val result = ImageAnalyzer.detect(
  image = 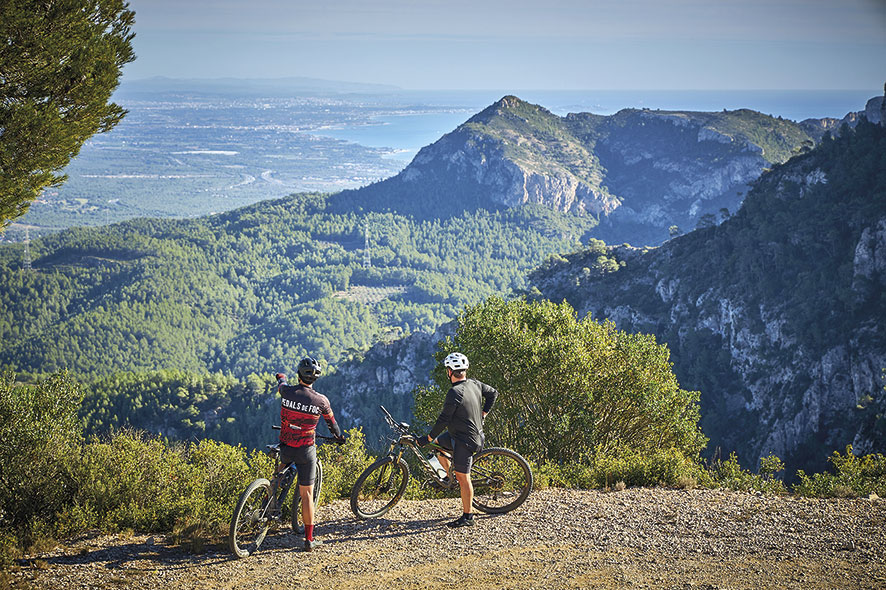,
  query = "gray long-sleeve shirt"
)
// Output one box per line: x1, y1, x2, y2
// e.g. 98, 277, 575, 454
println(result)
429, 378, 497, 450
